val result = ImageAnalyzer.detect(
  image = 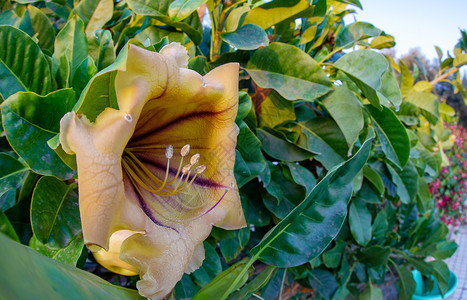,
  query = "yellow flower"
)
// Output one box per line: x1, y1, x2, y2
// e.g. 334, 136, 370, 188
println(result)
59, 43, 245, 299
